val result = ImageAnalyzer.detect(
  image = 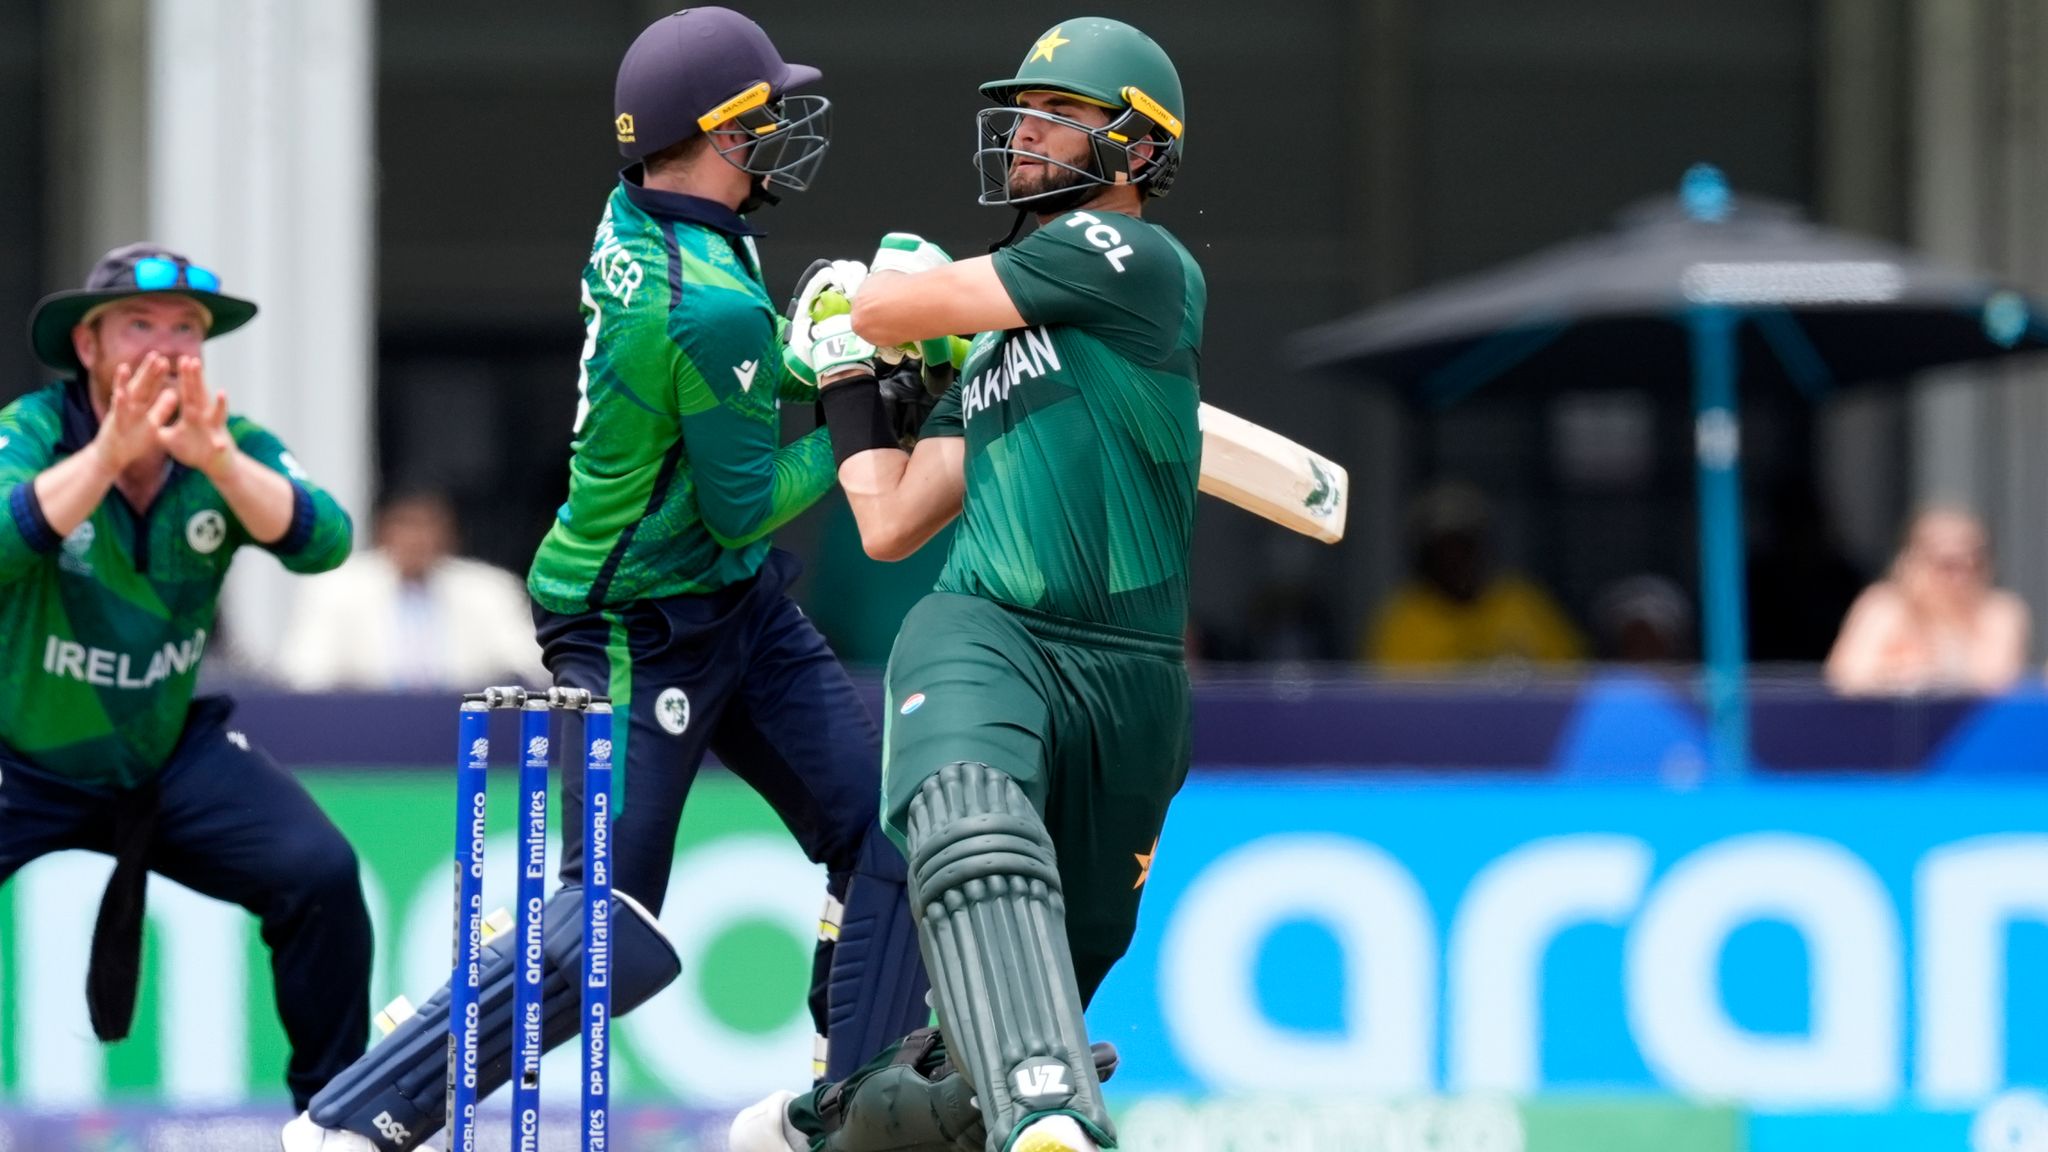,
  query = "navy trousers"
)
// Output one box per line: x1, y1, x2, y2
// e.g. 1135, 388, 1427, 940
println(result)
0, 696, 372, 1108
533, 549, 929, 1080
